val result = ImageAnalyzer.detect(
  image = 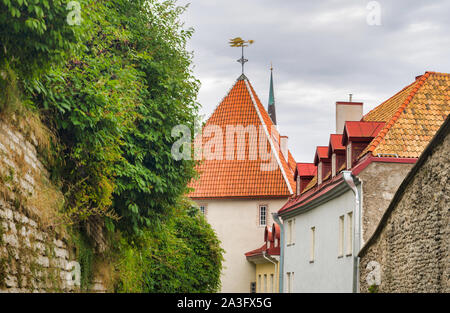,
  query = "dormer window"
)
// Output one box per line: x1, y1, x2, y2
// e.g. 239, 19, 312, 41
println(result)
318, 162, 323, 185
346, 142, 352, 169
331, 153, 336, 177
